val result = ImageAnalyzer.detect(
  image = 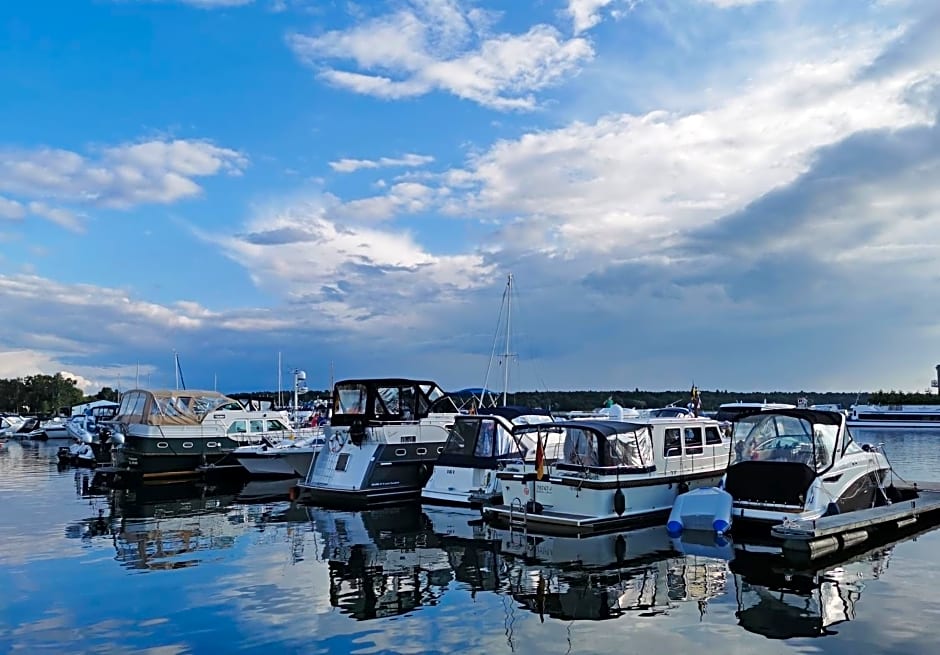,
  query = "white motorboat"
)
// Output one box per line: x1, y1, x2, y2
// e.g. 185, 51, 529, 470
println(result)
484, 416, 730, 534
233, 431, 325, 478
296, 377, 462, 506
847, 404, 940, 430
723, 407, 894, 528
421, 406, 558, 507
